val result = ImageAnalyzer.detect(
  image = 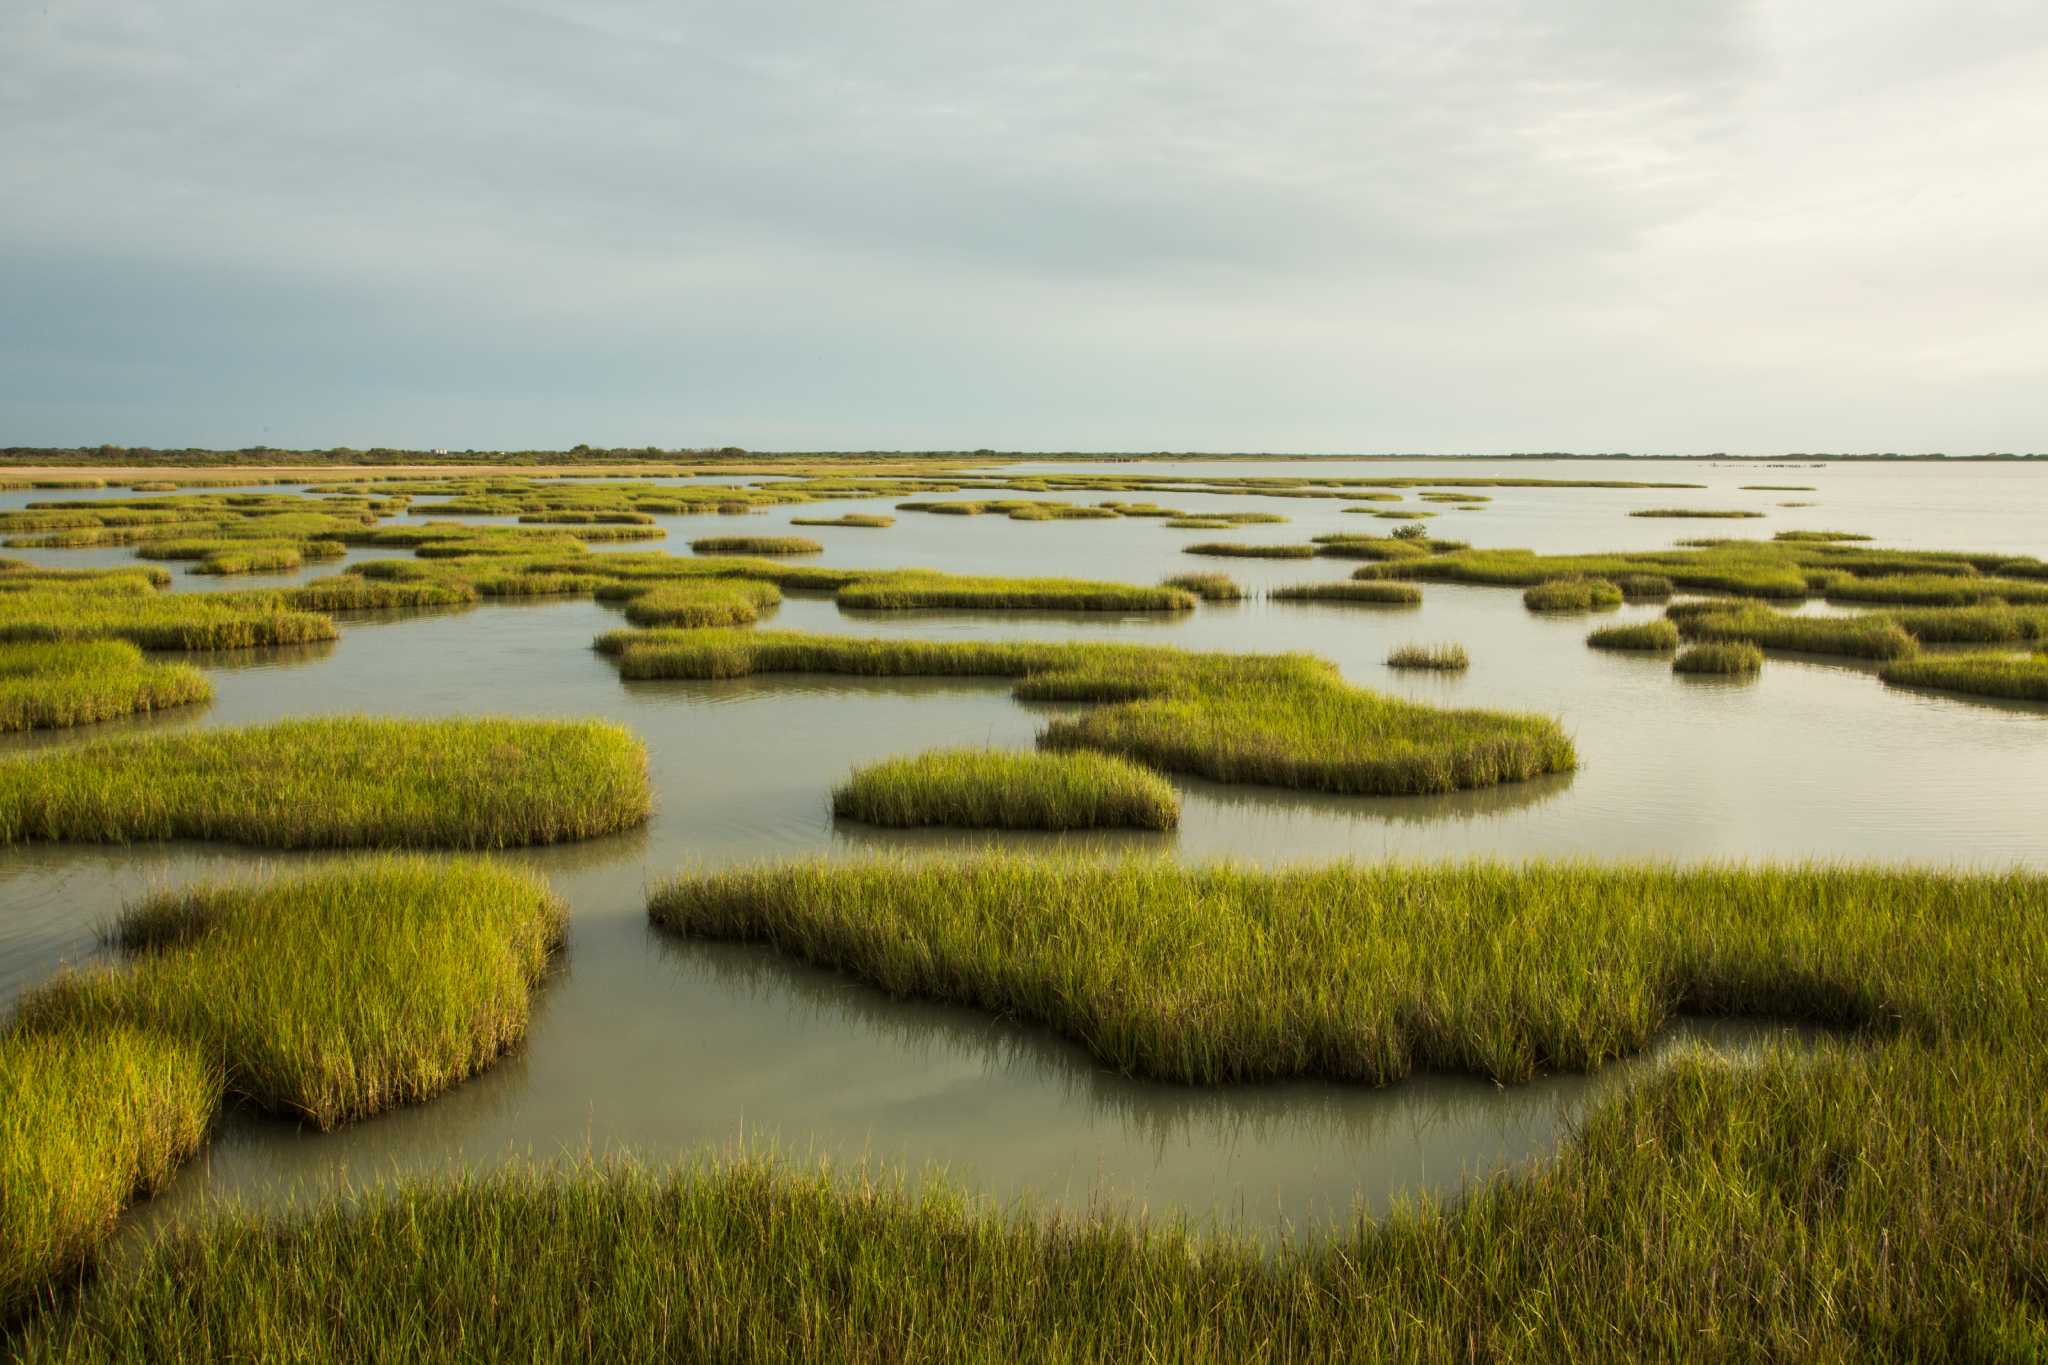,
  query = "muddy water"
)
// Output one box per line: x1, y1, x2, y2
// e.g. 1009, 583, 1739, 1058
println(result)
1, 458, 2042, 1237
